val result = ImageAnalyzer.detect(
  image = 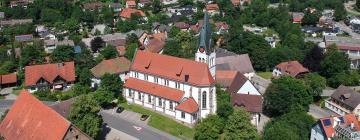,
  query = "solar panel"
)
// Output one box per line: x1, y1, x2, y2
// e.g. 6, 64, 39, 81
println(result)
323, 119, 332, 126
339, 117, 345, 123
